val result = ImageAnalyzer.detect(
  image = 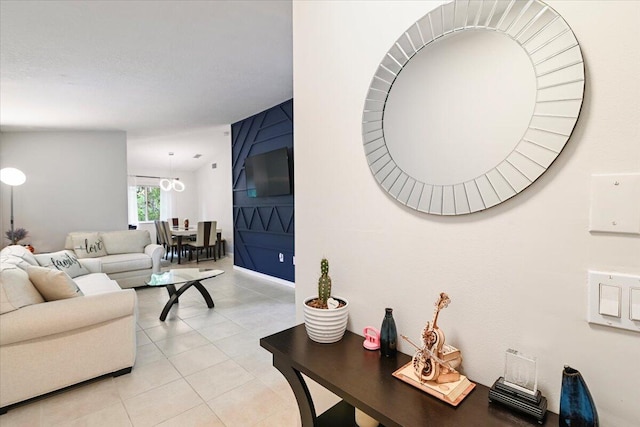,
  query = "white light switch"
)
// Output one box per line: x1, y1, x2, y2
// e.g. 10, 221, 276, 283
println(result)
588, 271, 640, 332
589, 173, 640, 234
599, 284, 620, 317
631, 288, 640, 321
